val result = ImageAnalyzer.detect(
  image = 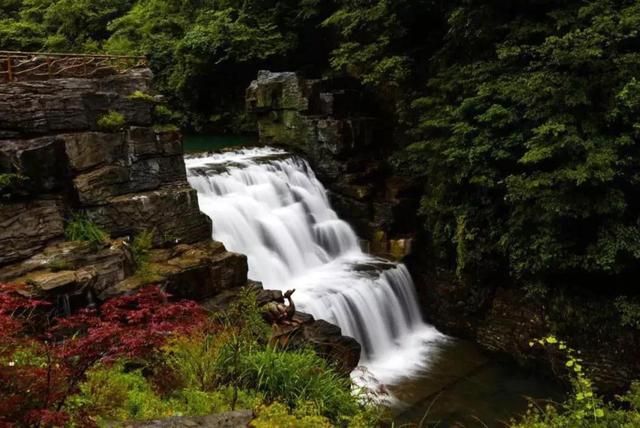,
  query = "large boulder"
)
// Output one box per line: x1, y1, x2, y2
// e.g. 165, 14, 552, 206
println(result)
83, 186, 211, 246
0, 198, 65, 266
